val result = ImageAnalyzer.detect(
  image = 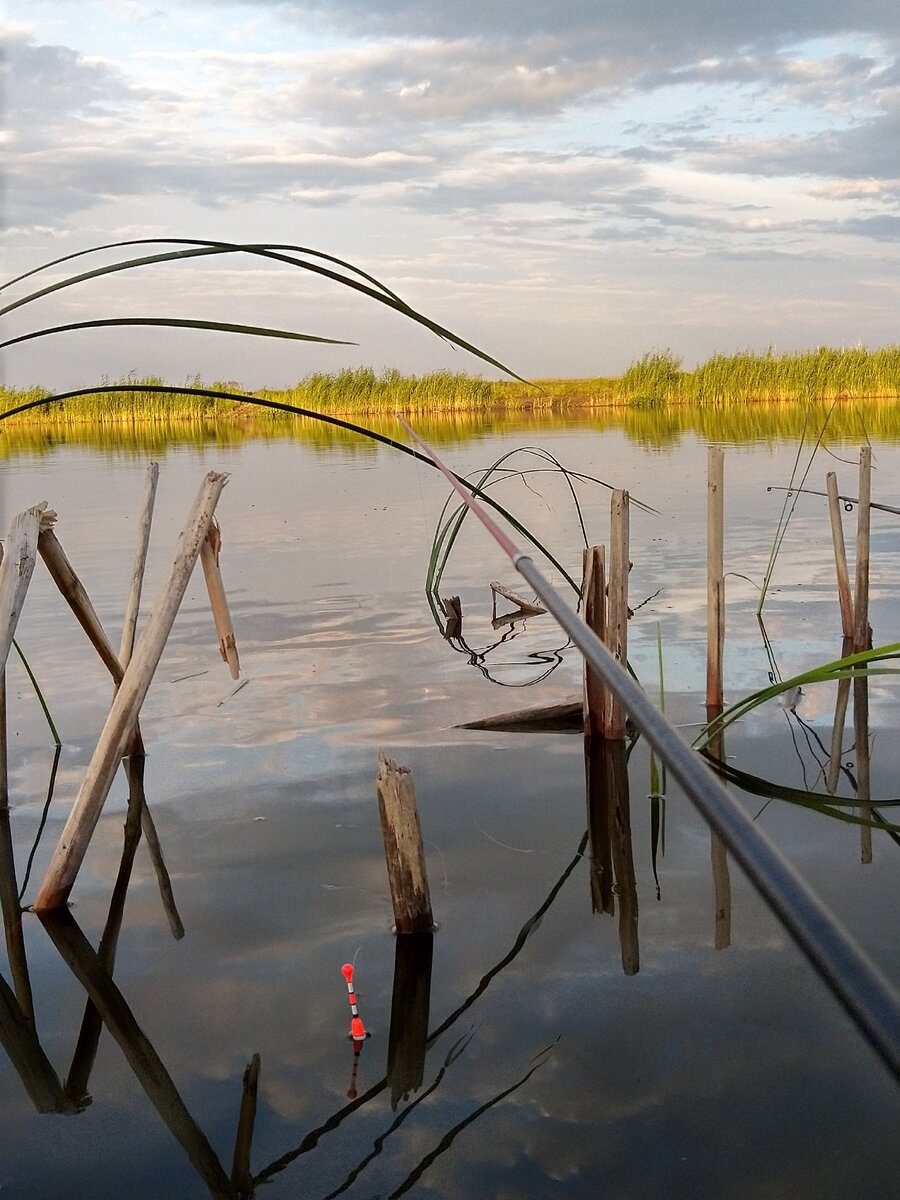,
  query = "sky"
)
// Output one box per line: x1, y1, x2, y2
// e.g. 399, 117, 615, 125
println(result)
3, 0, 900, 389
